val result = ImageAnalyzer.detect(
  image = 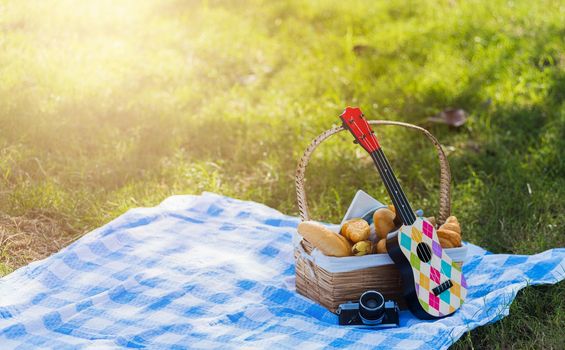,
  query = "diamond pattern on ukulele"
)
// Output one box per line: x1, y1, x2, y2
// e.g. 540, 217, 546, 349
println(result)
430, 266, 441, 284
450, 266, 461, 283
419, 272, 430, 291
419, 261, 431, 280
400, 232, 412, 251
432, 240, 442, 257
418, 288, 432, 312
440, 289, 451, 304
421, 302, 429, 312
441, 259, 452, 278
411, 226, 422, 243
422, 220, 434, 238
450, 282, 461, 299
429, 293, 440, 310
461, 275, 468, 289
440, 299, 453, 315
410, 252, 420, 270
